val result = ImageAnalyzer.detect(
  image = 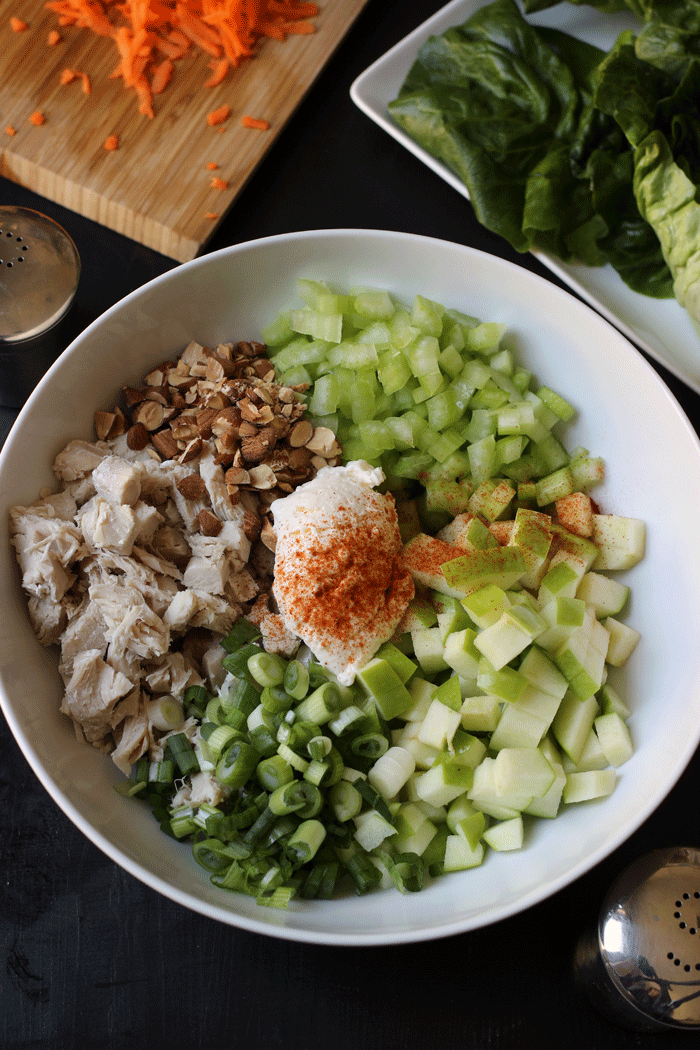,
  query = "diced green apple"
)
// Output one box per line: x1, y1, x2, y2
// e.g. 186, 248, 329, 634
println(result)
418, 698, 462, 750
483, 815, 524, 851
591, 515, 646, 570
594, 712, 634, 767
442, 627, 481, 678
598, 683, 631, 720
461, 584, 511, 629
493, 747, 555, 799
508, 507, 553, 589
552, 692, 599, 765
460, 693, 502, 733
562, 768, 616, 804
414, 753, 474, 806
576, 572, 629, 618
468, 756, 534, 818
518, 646, 569, 700
489, 703, 547, 750
441, 546, 527, 598
443, 835, 485, 871
474, 606, 547, 671
603, 617, 641, 666
538, 560, 580, 605
477, 658, 529, 702
411, 627, 450, 675
356, 658, 413, 720
561, 727, 609, 773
